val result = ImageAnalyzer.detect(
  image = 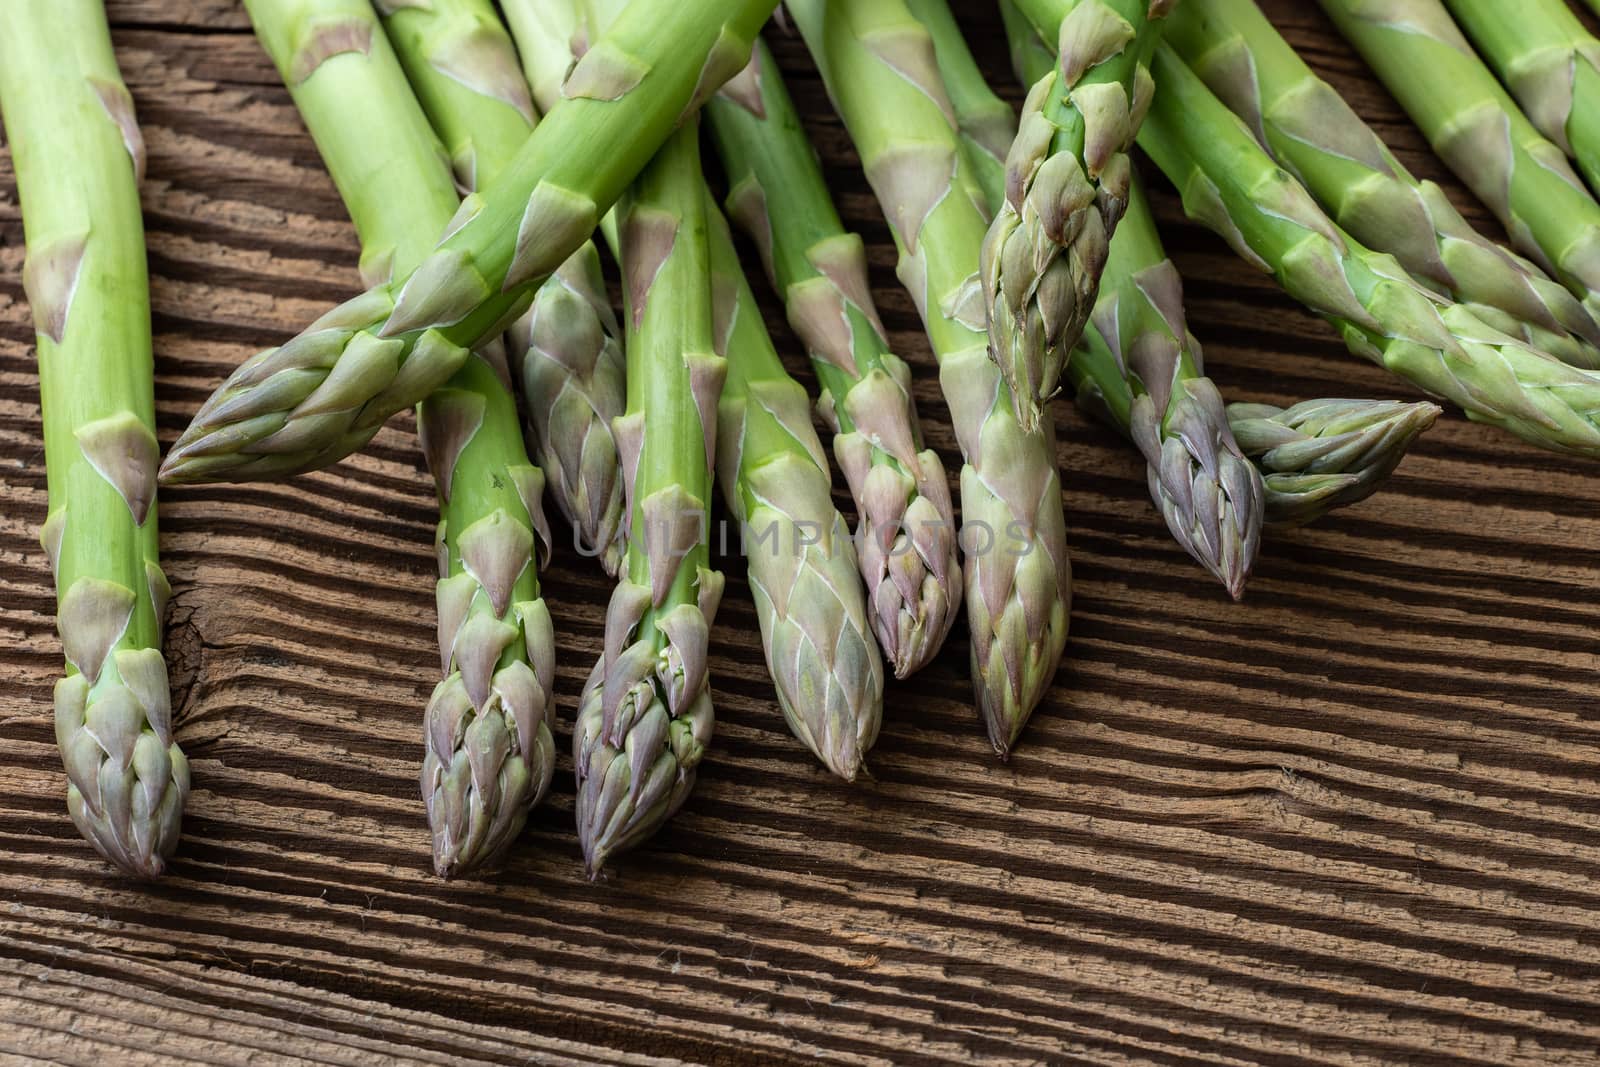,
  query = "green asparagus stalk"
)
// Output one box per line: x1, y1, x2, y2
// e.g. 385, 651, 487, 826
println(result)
572, 120, 725, 875
1137, 43, 1600, 456
1317, 0, 1600, 332
373, 0, 536, 191
992, 0, 1264, 593
982, 0, 1173, 432
1444, 0, 1600, 200
0, 0, 188, 876
1228, 399, 1441, 526
379, 0, 627, 576
499, 0, 579, 115
904, 0, 1014, 215
705, 41, 961, 679
789, 0, 1073, 756
1165, 0, 1600, 370
707, 200, 886, 780
244, 0, 556, 878
159, 0, 775, 485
